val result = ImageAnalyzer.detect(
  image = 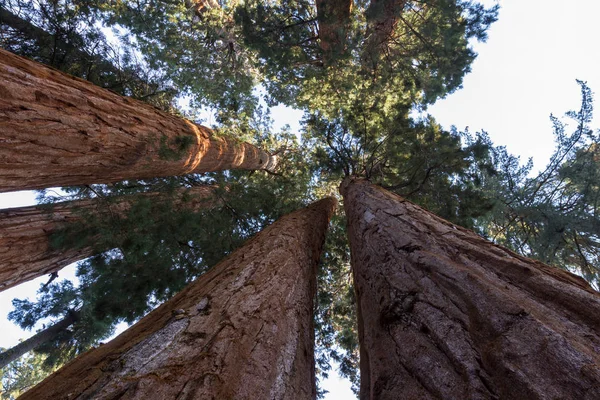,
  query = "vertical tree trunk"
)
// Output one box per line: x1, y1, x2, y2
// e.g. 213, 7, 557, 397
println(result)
0, 49, 277, 192
316, 0, 353, 58
0, 310, 80, 369
22, 197, 336, 400
341, 178, 600, 400
0, 185, 218, 292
